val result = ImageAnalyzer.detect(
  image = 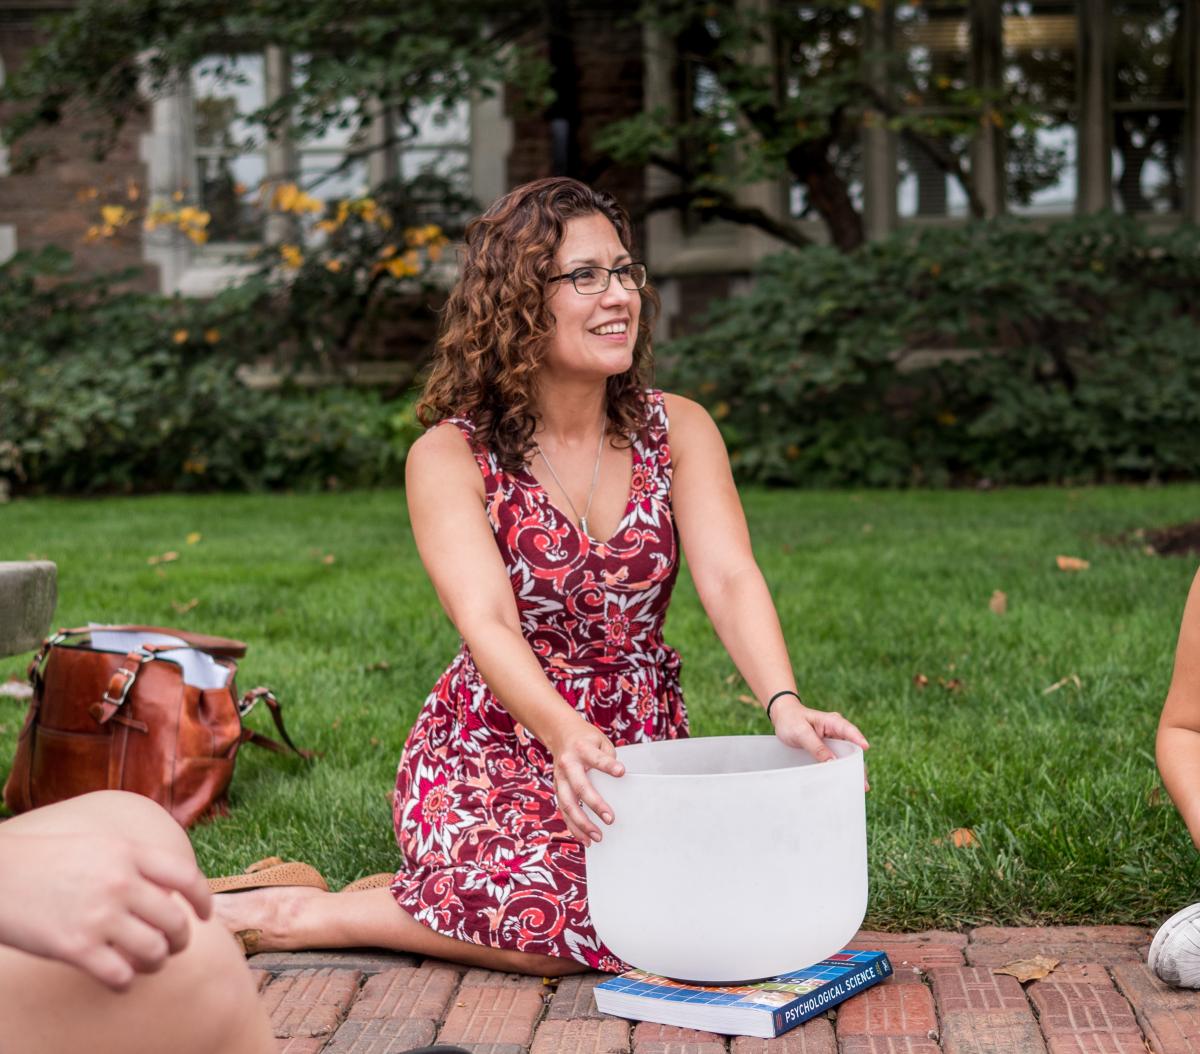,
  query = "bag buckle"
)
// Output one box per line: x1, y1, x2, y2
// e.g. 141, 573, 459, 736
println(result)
237, 687, 276, 717
100, 647, 154, 709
